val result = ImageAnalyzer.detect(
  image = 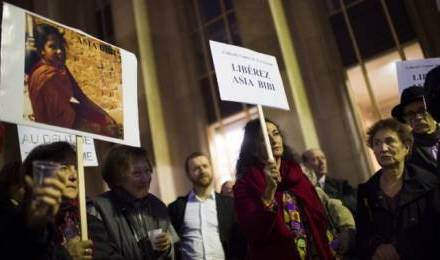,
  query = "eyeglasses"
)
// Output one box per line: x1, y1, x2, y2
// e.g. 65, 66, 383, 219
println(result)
403, 108, 428, 121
